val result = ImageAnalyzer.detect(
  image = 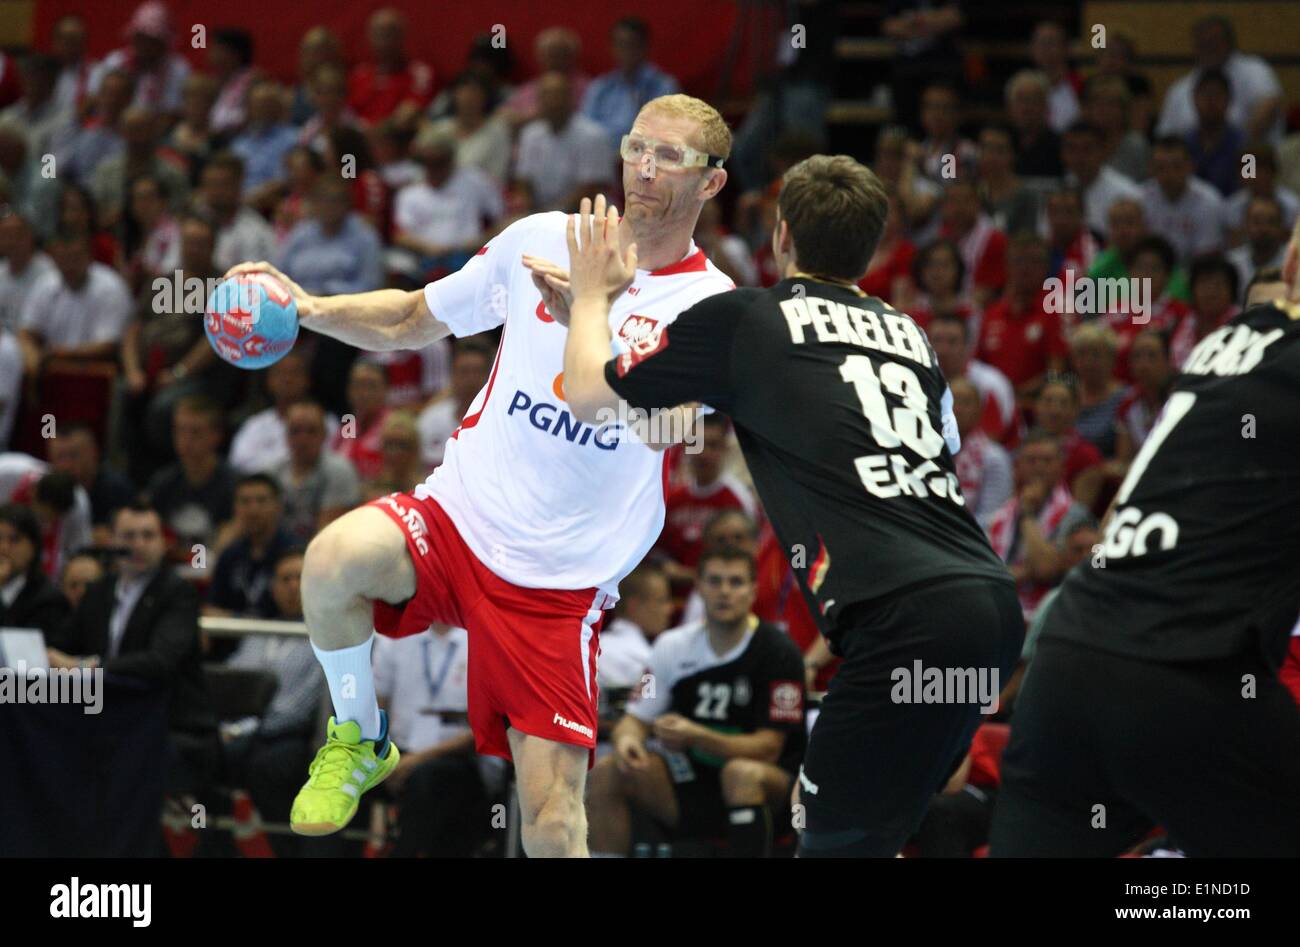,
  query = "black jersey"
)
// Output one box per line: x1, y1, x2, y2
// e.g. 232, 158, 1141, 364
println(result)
605, 278, 1012, 644
1042, 302, 1300, 665
627, 620, 806, 774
